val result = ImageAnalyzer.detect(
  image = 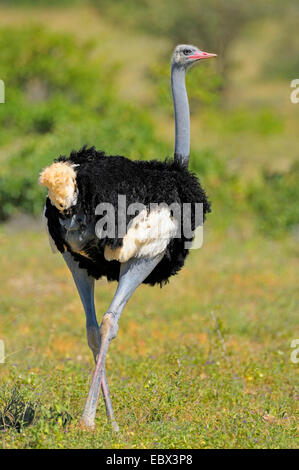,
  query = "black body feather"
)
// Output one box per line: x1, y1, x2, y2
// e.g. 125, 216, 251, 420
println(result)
44, 146, 211, 286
